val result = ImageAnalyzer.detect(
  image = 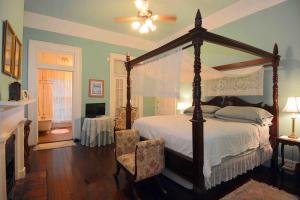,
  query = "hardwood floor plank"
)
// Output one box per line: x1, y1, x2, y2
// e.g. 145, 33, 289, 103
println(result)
24, 144, 299, 200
